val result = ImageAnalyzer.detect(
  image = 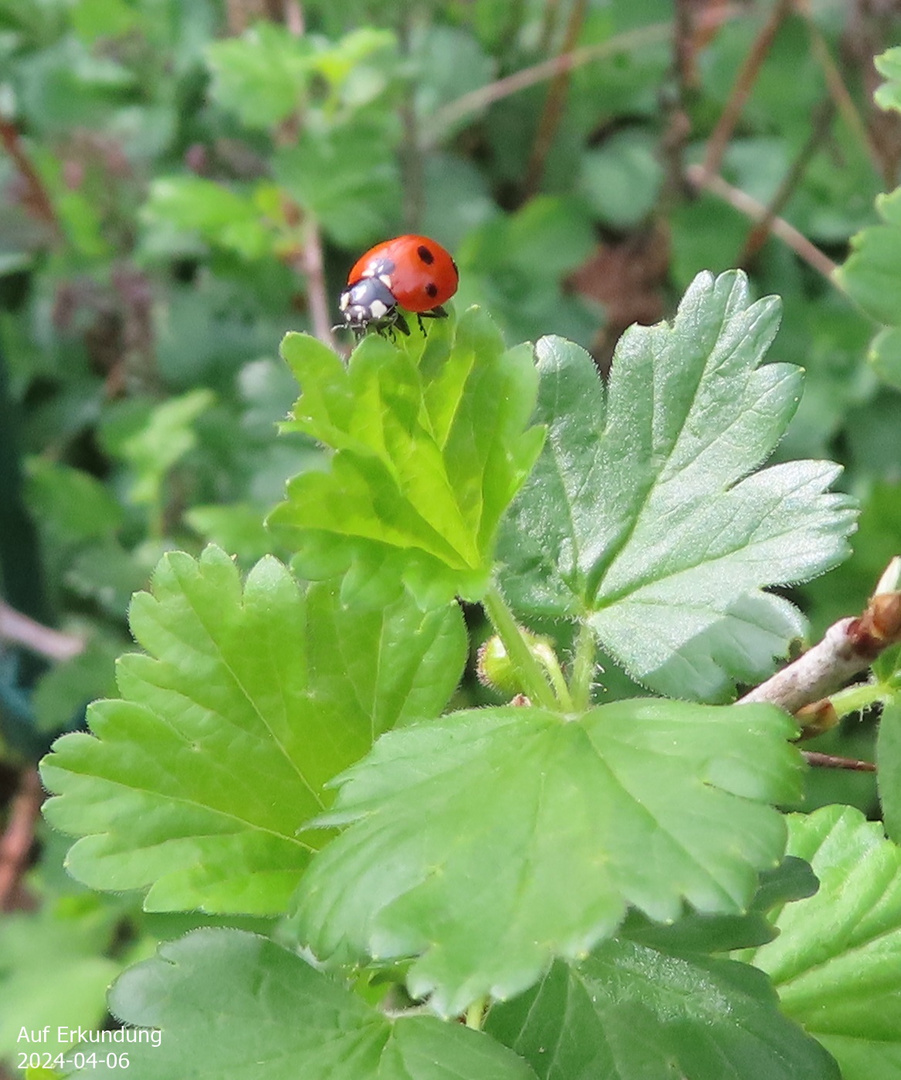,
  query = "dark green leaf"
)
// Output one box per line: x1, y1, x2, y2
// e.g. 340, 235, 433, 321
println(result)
68, 929, 536, 1080
485, 942, 839, 1080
